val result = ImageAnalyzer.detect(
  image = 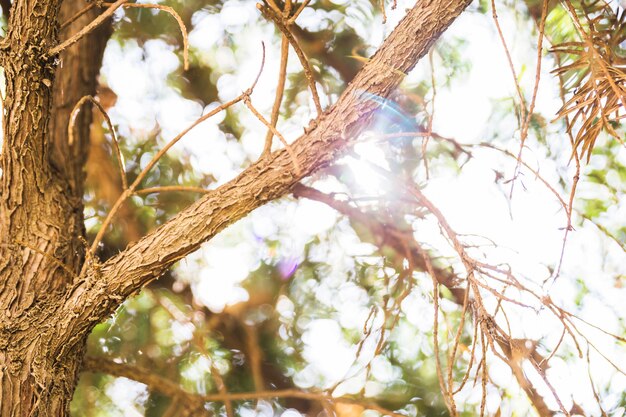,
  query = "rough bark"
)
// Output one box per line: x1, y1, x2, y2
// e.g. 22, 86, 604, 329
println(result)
0, 1, 111, 416
0, 1, 471, 416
